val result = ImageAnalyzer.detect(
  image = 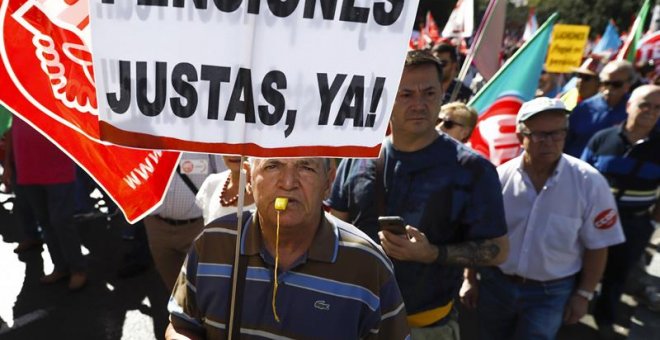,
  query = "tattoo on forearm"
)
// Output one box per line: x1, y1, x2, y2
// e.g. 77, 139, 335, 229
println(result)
443, 240, 501, 266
